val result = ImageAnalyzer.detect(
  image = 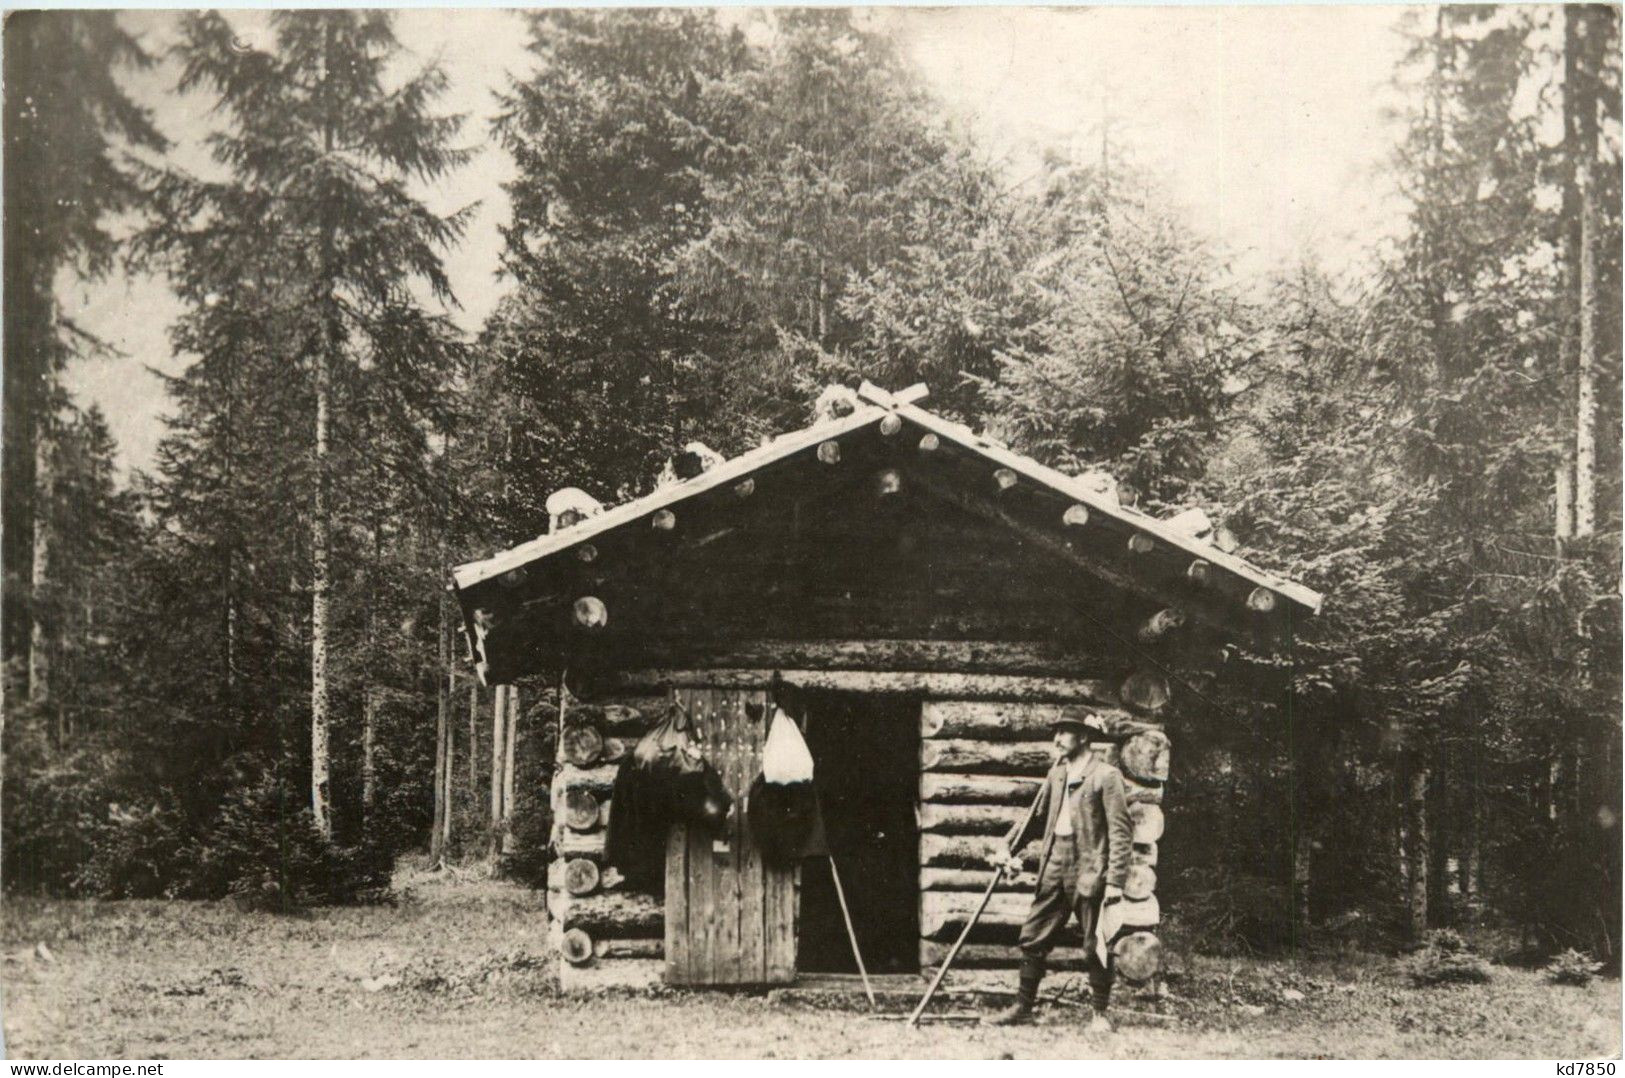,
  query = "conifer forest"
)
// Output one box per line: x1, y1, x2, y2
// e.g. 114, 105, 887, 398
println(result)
3, 6, 1621, 986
